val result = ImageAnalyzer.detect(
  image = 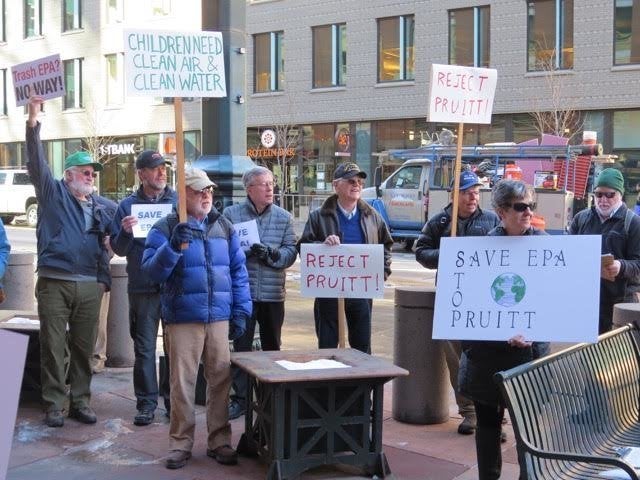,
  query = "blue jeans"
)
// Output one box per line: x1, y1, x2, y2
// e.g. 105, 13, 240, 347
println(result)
313, 298, 372, 354
129, 293, 163, 411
